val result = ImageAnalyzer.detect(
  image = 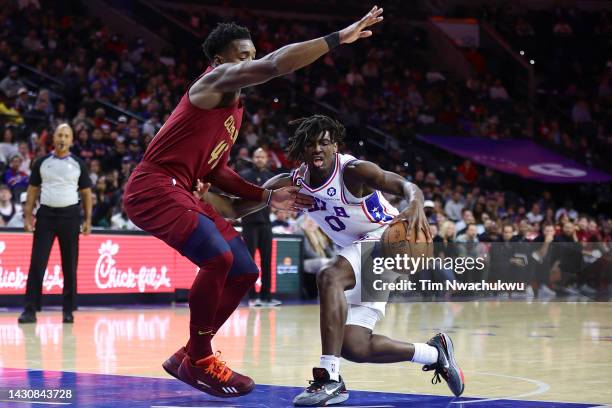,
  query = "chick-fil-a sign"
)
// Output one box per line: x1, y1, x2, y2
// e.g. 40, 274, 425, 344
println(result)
0, 232, 198, 295
94, 239, 172, 292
